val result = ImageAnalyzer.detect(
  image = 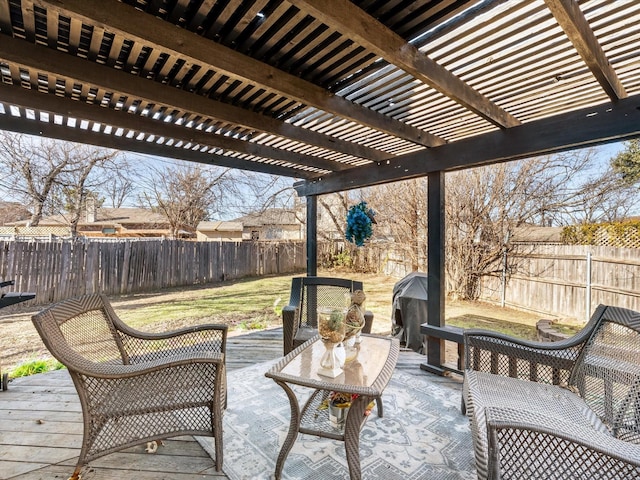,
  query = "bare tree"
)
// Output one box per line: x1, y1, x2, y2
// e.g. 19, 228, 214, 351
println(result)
101, 157, 136, 208
367, 180, 427, 271
58, 152, 122, 234
210, 170, 298, 224
359, 148, 638, 301
0, 133, 121, 231
534, 149, 636, 225
139, 163, 229, 238
445, 164, 518, 300
318, 192, 353, 241
444, 149, 638, 300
